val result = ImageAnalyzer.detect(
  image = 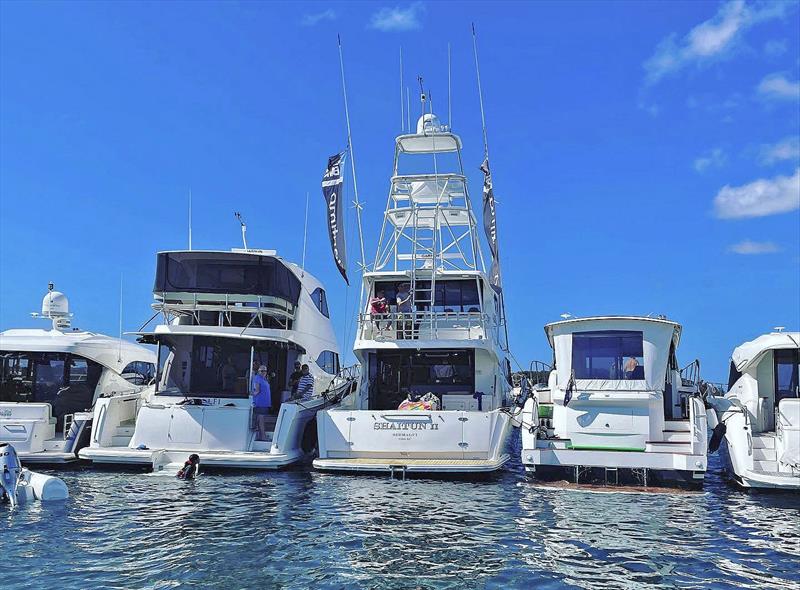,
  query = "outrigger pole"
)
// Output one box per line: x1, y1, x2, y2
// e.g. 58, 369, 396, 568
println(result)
336, 35, 366, 272
471, 23, 490, 160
